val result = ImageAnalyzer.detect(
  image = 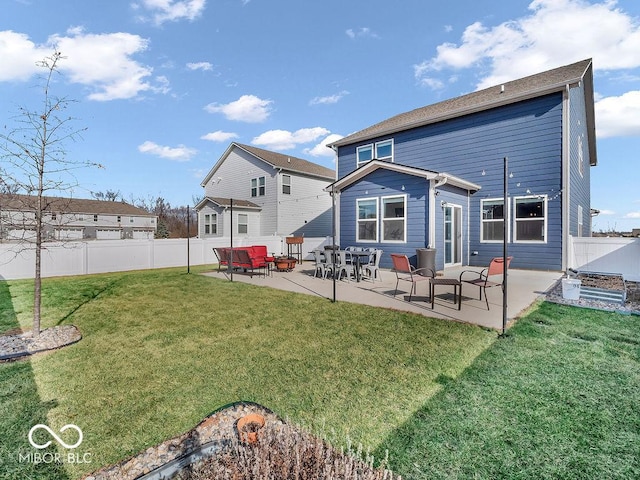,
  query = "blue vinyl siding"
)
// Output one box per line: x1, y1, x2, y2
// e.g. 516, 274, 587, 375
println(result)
568, 83, 592, 237
338, 93, 565, 270
339, 169, 428, 269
